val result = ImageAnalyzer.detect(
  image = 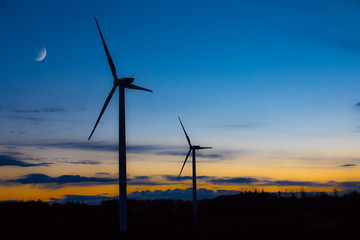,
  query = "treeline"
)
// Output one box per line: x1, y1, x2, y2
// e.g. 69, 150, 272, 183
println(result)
1, 191, 360, 240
